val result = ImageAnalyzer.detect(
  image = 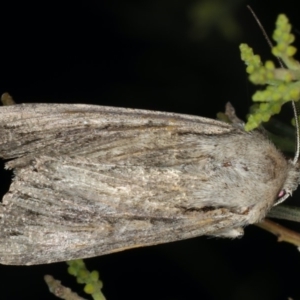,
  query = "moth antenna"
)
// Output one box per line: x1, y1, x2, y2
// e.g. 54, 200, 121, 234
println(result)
292, 102, 300, 164
247, 6, 273, 50
247, 5, 300, 164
